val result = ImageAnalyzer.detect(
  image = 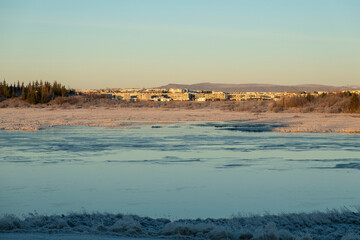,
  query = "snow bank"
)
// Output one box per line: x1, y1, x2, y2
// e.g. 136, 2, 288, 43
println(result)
1, 210, 360, 239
